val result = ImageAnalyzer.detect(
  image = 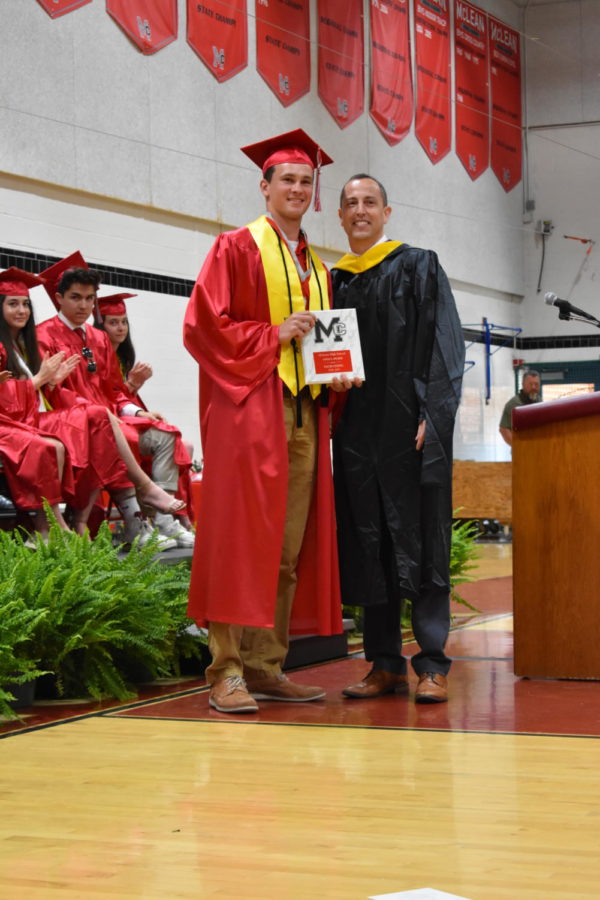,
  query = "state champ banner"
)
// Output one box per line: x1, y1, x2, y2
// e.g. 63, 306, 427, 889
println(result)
36, 0, 91, 17
489, 16, 522, 191
414, 0, 451, 163
187, 0, 247, 82
318, 0, 364, 129
107, 1, 178, 54
255, 0, 310, 107
369, 0, 413, 146
454, 0, 489, 180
